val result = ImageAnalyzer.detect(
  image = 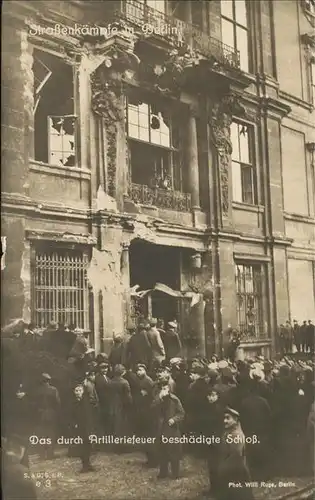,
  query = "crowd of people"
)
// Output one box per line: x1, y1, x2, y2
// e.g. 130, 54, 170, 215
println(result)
279, 319, 314, 355
2, 317, 315, 500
